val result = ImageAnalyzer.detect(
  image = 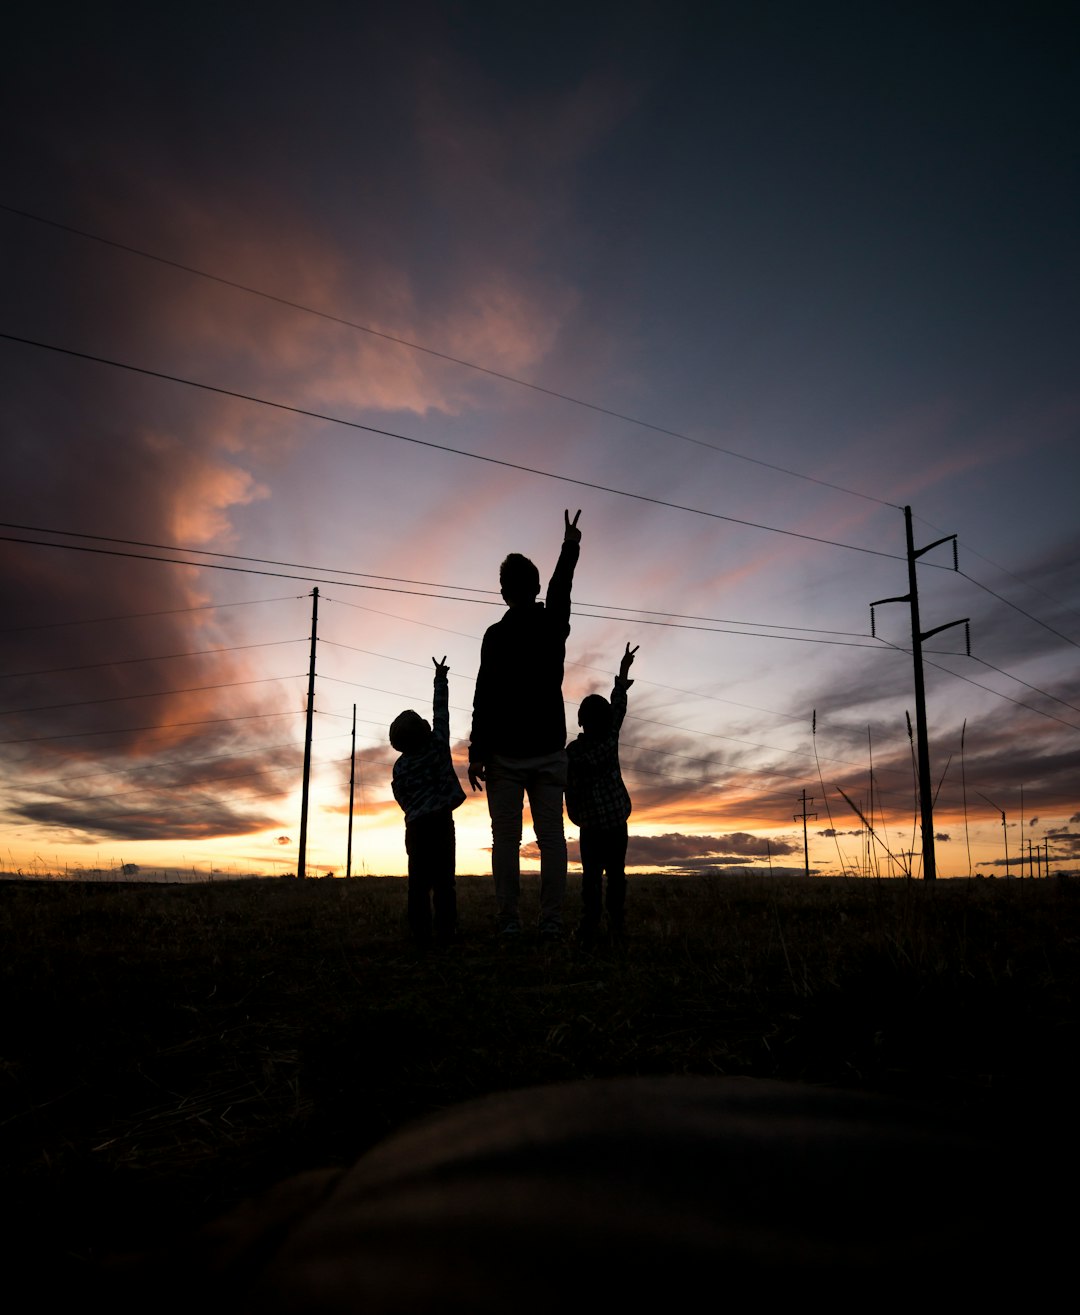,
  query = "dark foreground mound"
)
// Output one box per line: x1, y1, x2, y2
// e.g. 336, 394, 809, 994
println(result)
117, 1075, 1063, 1311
